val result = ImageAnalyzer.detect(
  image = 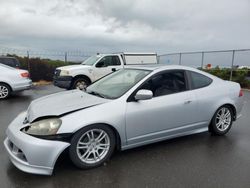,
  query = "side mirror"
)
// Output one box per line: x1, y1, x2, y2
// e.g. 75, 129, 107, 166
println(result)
134, 89, 153, 101
96, 61, 105, 68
